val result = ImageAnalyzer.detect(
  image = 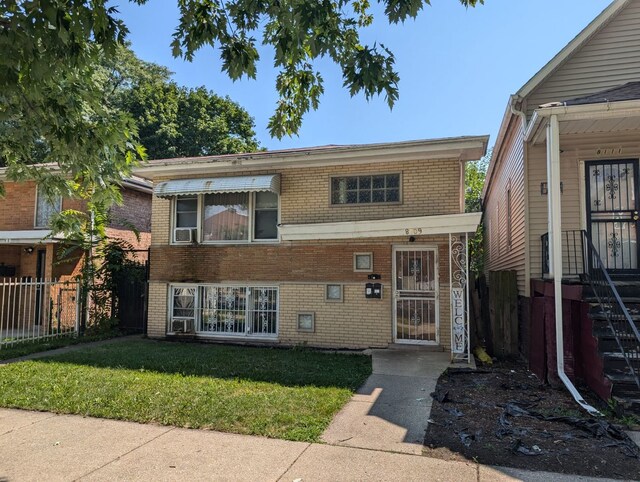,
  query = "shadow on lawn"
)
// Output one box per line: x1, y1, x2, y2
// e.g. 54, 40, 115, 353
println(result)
35, 339, 372, 390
